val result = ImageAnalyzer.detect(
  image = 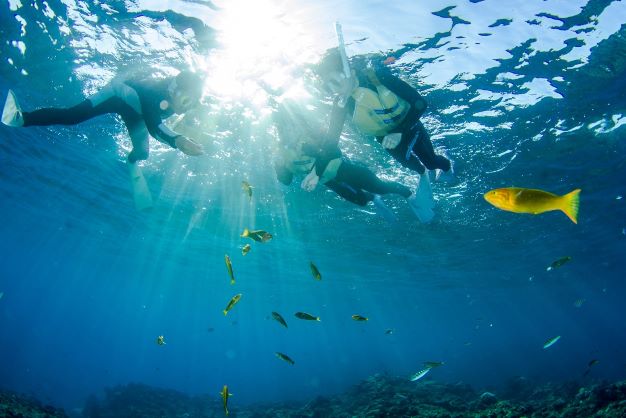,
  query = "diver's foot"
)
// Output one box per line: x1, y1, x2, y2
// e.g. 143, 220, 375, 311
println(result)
128, 163, 154, 211
2, 90, 24, 127
407, 172, 435, 223
436, 160, 456, 184
372, 194, 398, 223
407, 193, 435, 223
